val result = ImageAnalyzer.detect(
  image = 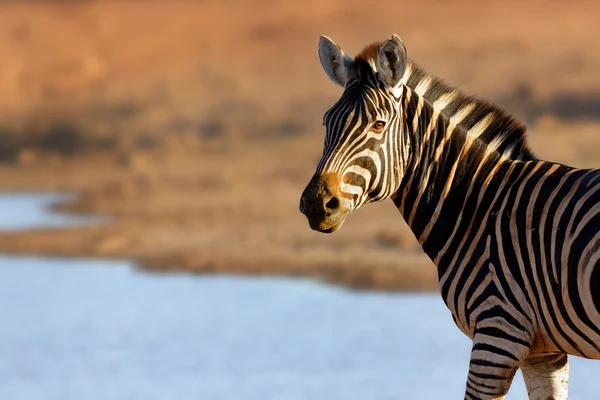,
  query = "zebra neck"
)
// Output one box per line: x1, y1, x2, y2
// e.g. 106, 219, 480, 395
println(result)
399, 62, 534, 161
393, 87, 508, 275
